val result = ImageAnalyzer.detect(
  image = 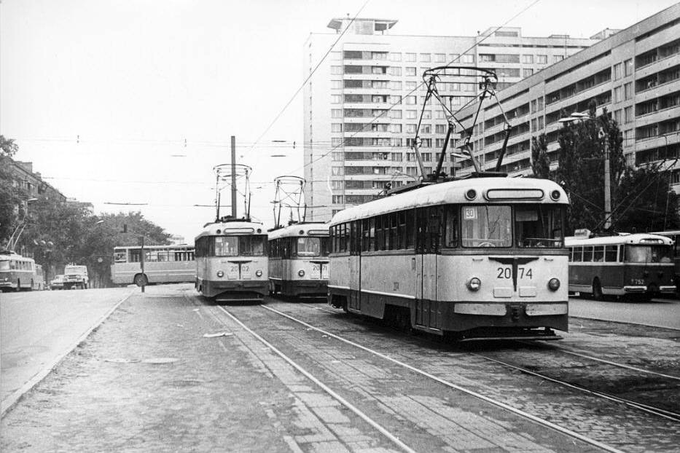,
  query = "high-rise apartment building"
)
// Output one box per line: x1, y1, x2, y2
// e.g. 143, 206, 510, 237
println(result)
303, 18, 600, 221
453, 3, 680, 186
